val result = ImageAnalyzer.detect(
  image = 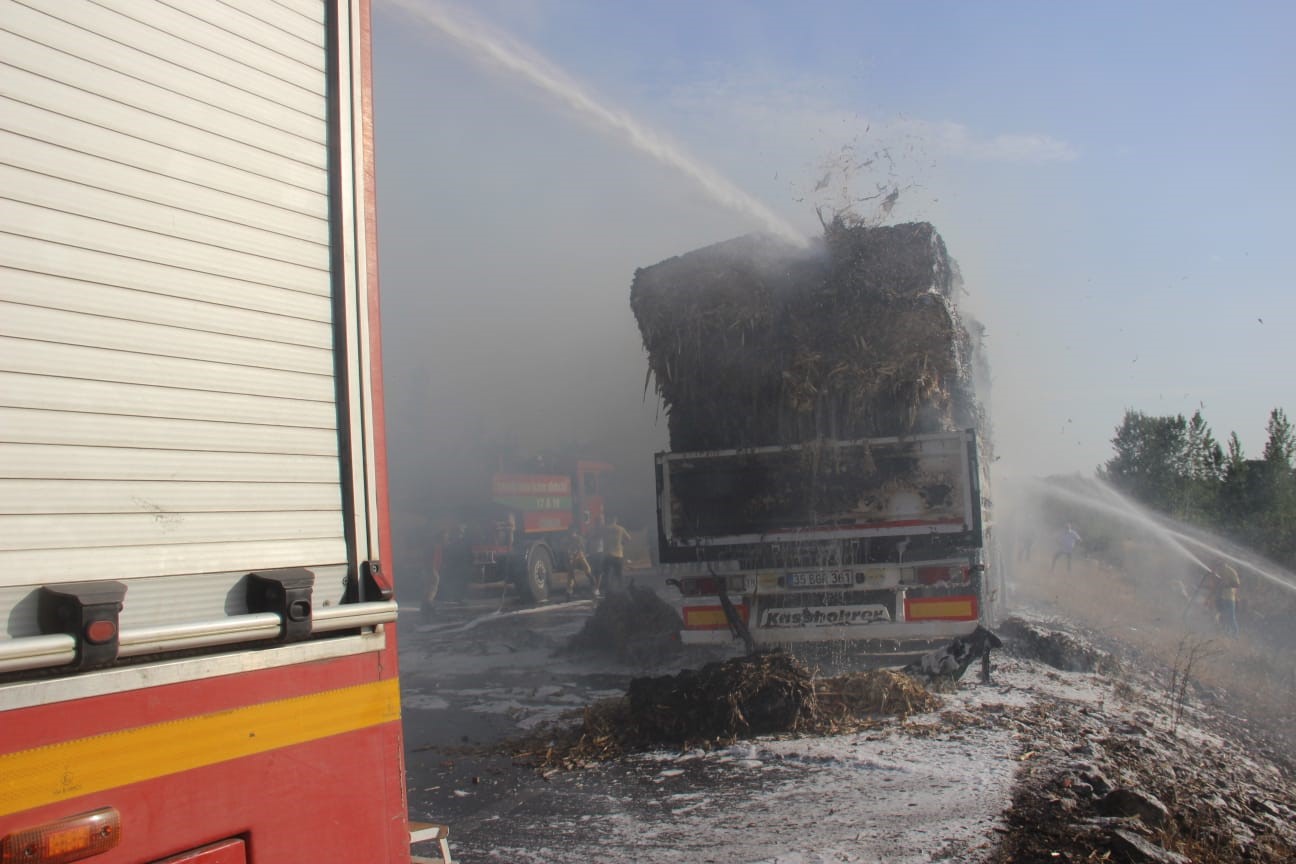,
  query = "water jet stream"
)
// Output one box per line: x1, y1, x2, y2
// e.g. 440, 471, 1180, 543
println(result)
383, 0, 807, 246
1022, 477, 1296, 596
